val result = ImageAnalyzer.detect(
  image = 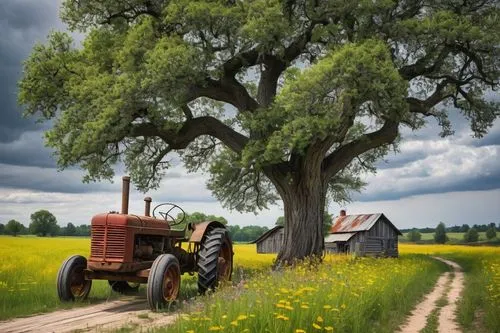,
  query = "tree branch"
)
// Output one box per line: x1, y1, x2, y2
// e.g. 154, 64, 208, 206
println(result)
191, 77, 260, 112
322, 120, 399, 177
129, 116, 249, 153
399, 46, 450, 80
